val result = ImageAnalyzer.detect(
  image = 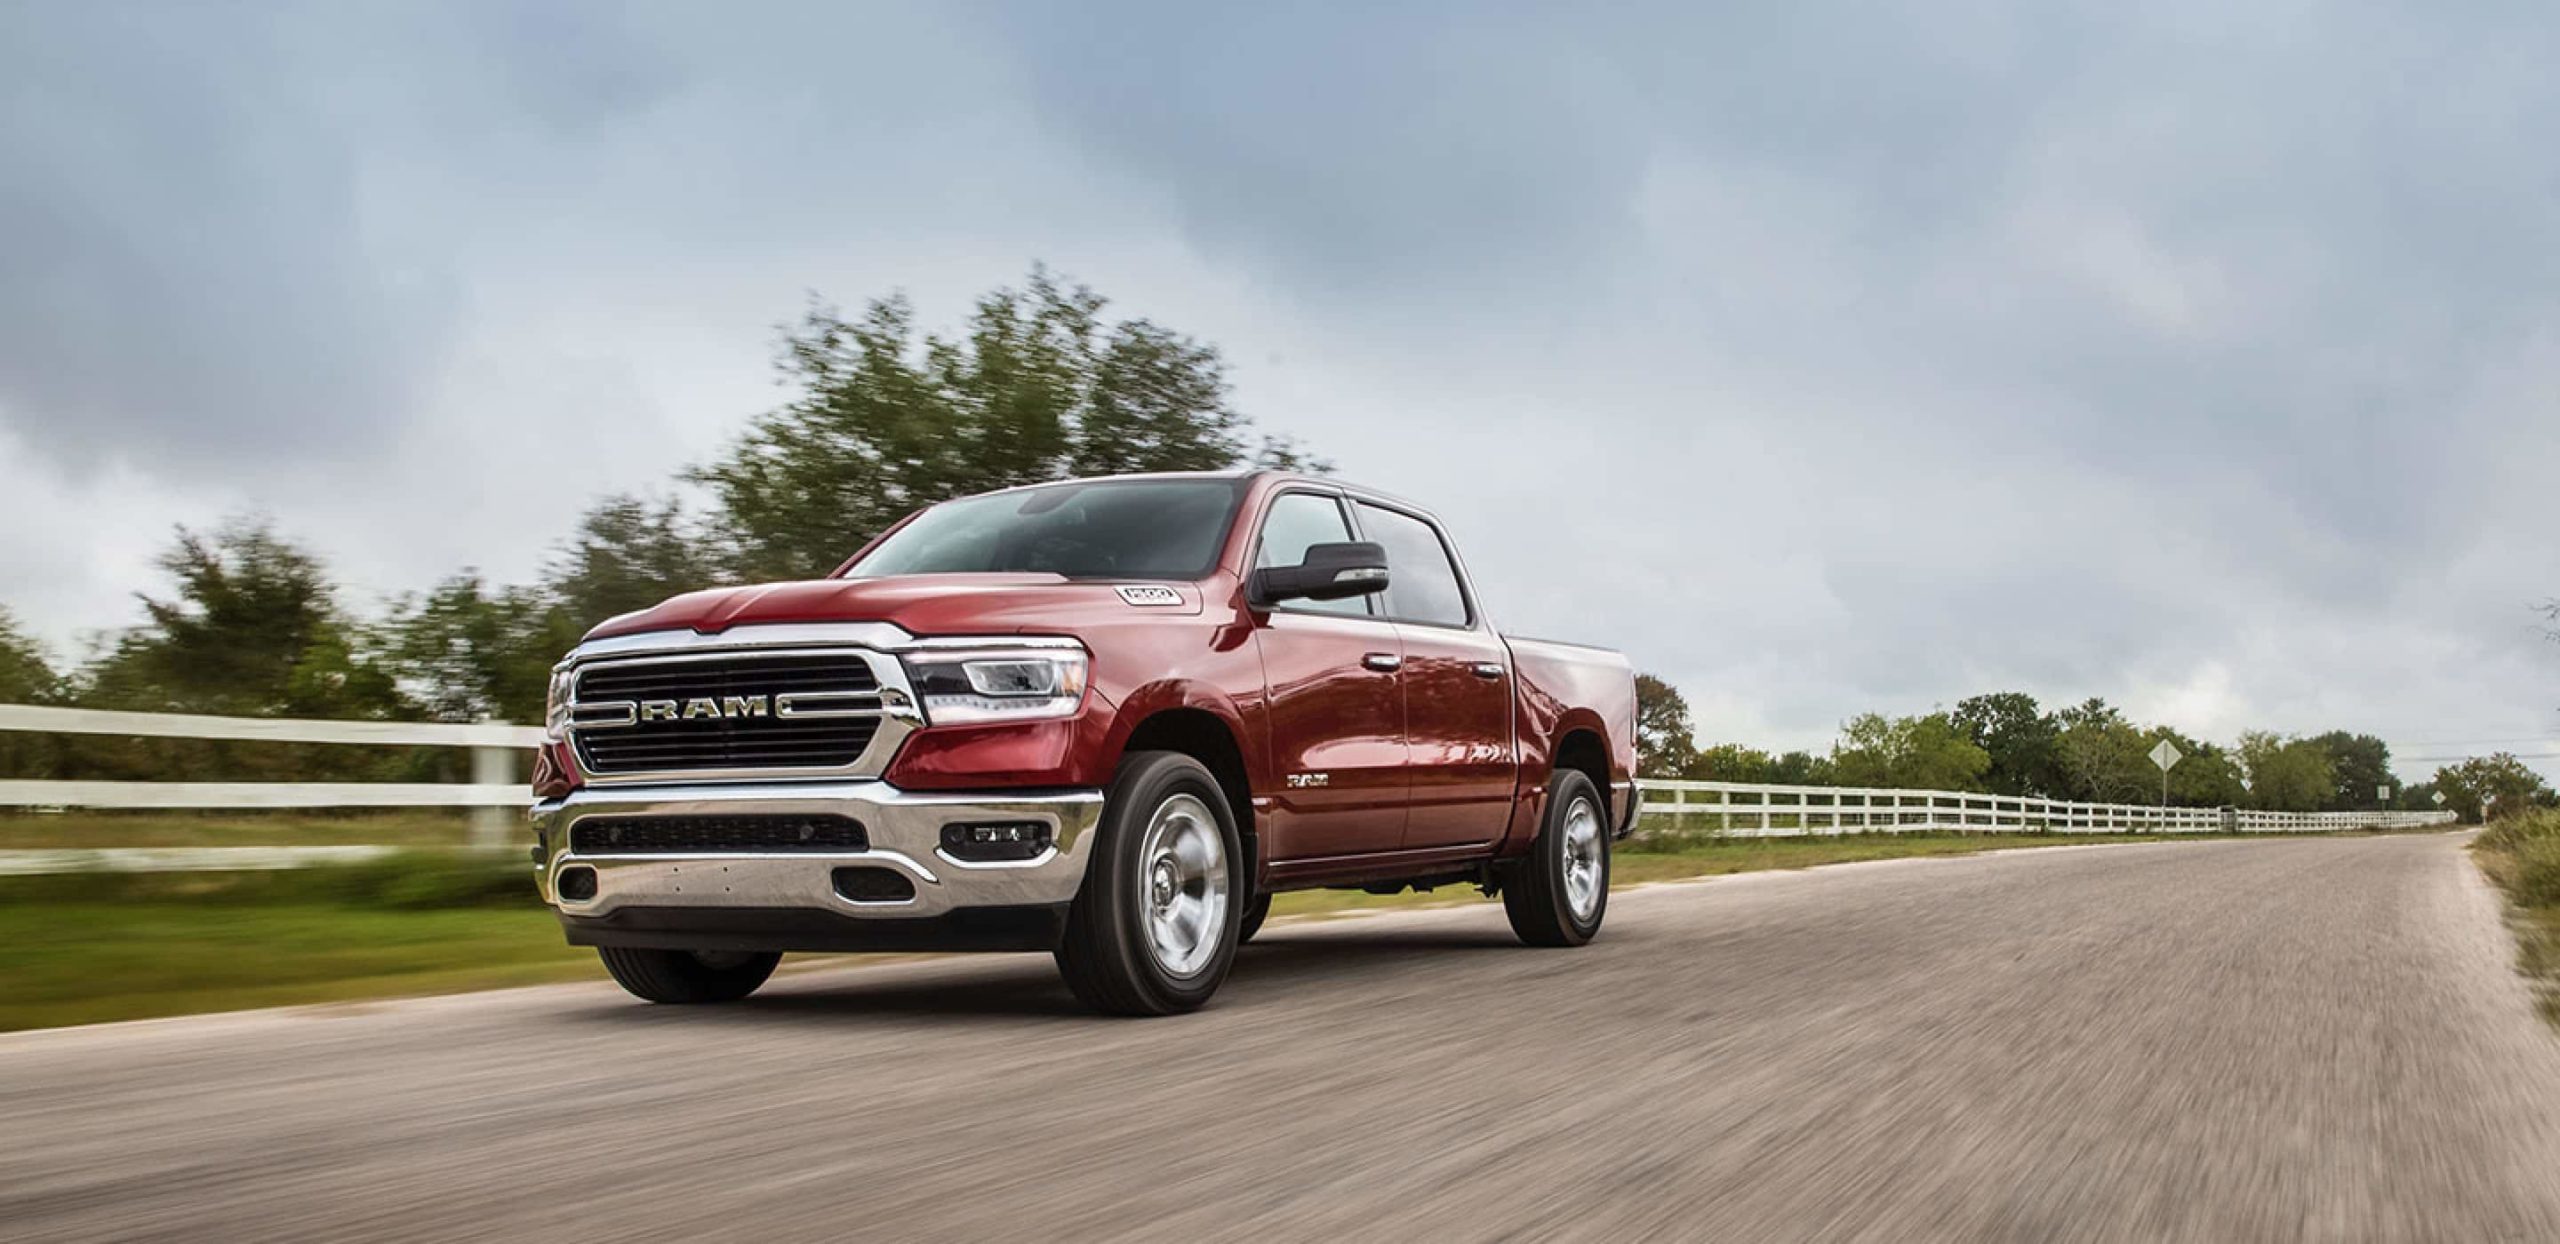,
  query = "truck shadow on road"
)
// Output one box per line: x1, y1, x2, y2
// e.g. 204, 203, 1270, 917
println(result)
555, 927, 1530, 1027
